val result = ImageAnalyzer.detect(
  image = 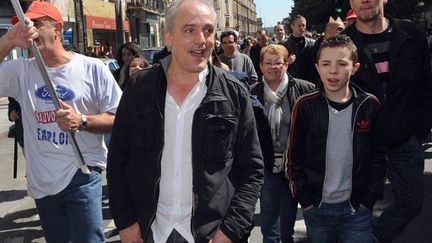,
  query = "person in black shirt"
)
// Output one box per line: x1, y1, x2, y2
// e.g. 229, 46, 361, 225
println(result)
283, 15, 316, 79
344, 1, 432, 242
8, 97, 24, 148
250, 29, 269, 80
